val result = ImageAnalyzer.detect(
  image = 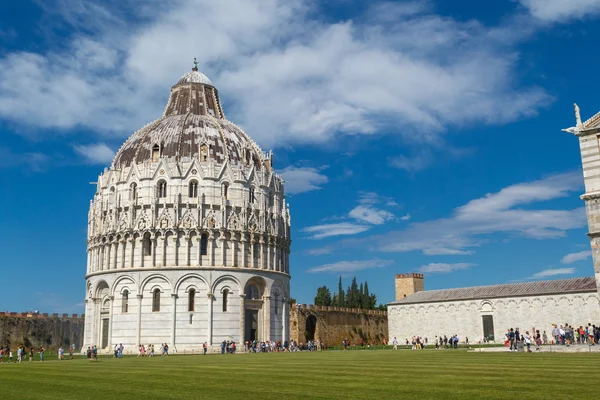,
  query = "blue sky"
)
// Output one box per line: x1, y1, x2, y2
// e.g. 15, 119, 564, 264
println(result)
1, 0, 600, 313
